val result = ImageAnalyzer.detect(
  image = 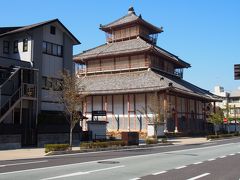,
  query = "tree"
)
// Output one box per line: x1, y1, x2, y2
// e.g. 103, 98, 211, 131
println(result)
58, 70, 86, 149
208, 108, 224, 135
139, 92, 164, 139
